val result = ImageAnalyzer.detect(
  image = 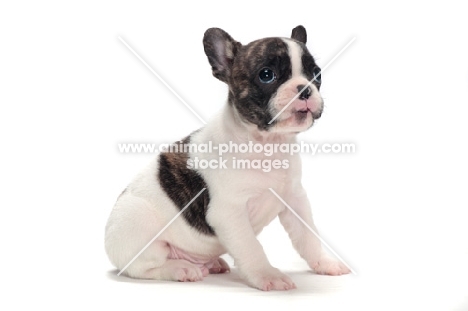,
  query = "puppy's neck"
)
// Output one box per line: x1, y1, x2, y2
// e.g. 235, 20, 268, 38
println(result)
222, 104, 296, 145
